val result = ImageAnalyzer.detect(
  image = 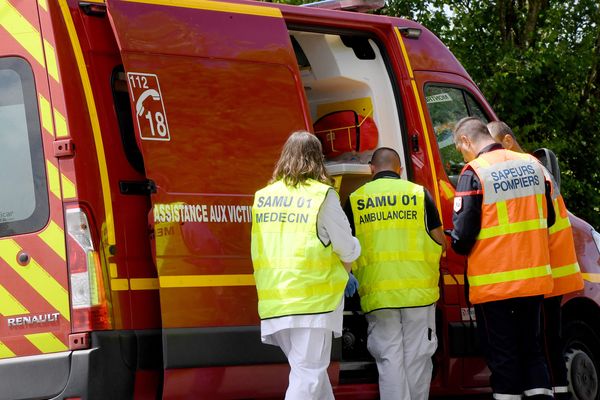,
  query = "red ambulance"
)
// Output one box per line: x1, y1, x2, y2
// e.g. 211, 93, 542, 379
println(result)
0, 0, 598, 398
